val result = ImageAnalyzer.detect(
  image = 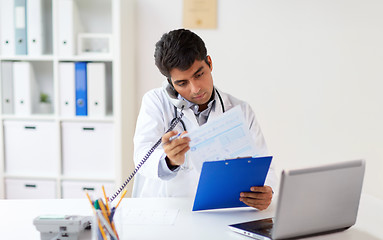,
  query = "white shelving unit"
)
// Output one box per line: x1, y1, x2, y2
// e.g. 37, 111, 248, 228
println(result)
0, 0, 136, 199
